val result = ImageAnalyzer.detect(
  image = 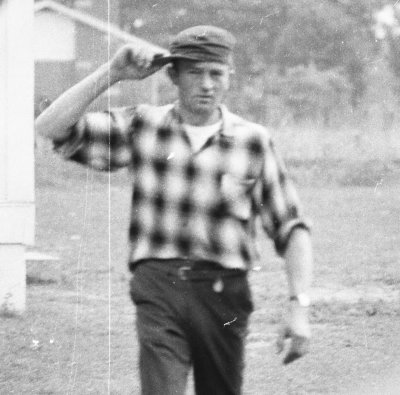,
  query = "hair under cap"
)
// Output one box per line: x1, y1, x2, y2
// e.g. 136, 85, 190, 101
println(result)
153, 25, 235, 66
